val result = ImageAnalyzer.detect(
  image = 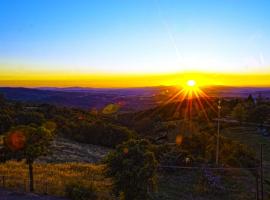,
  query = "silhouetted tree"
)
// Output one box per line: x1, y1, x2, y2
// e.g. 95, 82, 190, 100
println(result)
250, 104, 270, 127
15, 111, 45, 126
0, 114, 12, 134
70, 120, 135, 147
256, 93, 264, 105
0, 93, 5, 106
246, 94, 255, 108
232, 103, 247, 124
